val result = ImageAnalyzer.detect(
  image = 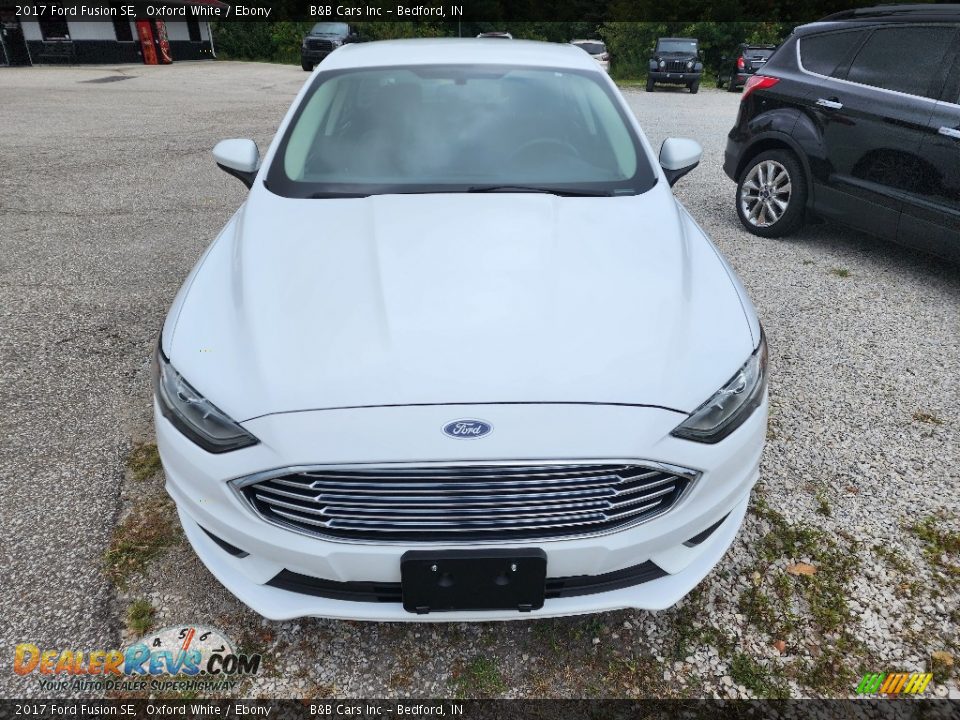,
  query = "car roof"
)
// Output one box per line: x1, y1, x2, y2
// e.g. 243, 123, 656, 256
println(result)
571, 39, 605, 44
799, 4, 960, 34
321, 38, 599, 71
658, 37, 698, 42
